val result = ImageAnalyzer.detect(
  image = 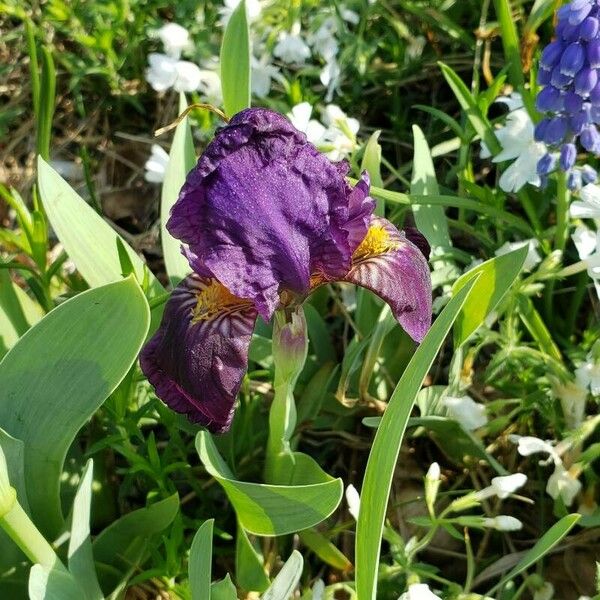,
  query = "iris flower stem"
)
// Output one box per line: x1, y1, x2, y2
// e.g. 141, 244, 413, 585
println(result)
0, 499, 64, 571
264, 307, 309, 484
